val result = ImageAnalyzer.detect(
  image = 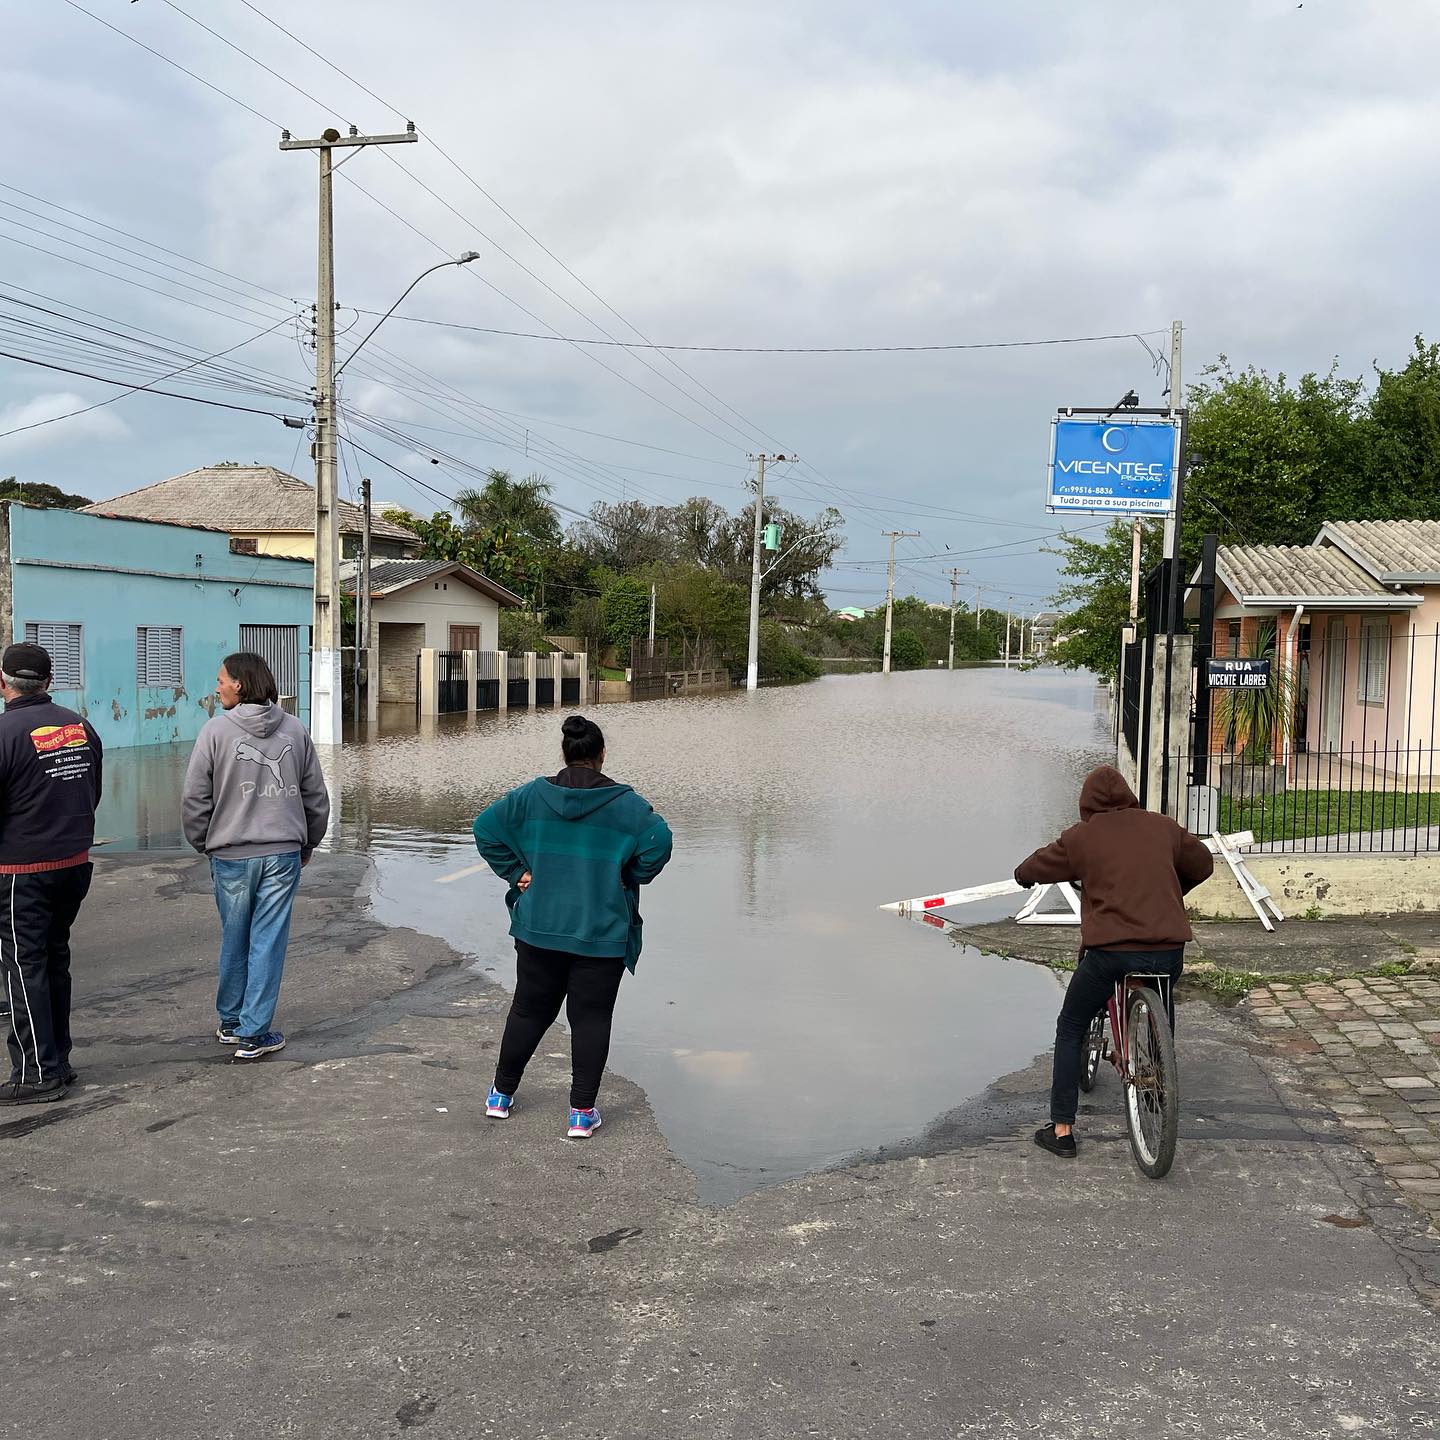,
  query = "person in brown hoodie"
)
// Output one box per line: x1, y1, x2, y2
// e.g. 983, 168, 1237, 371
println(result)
1014, 765, 1214, 1158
